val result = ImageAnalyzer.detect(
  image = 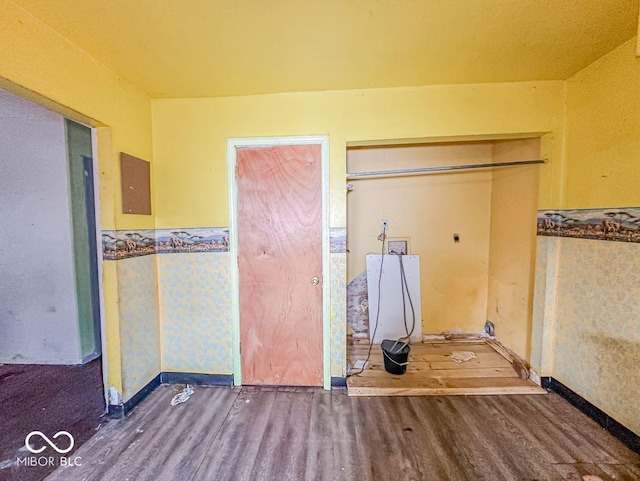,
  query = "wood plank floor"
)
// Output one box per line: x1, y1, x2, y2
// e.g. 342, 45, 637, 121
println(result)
347, 340, 546, 396
42, 385, 639, 481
